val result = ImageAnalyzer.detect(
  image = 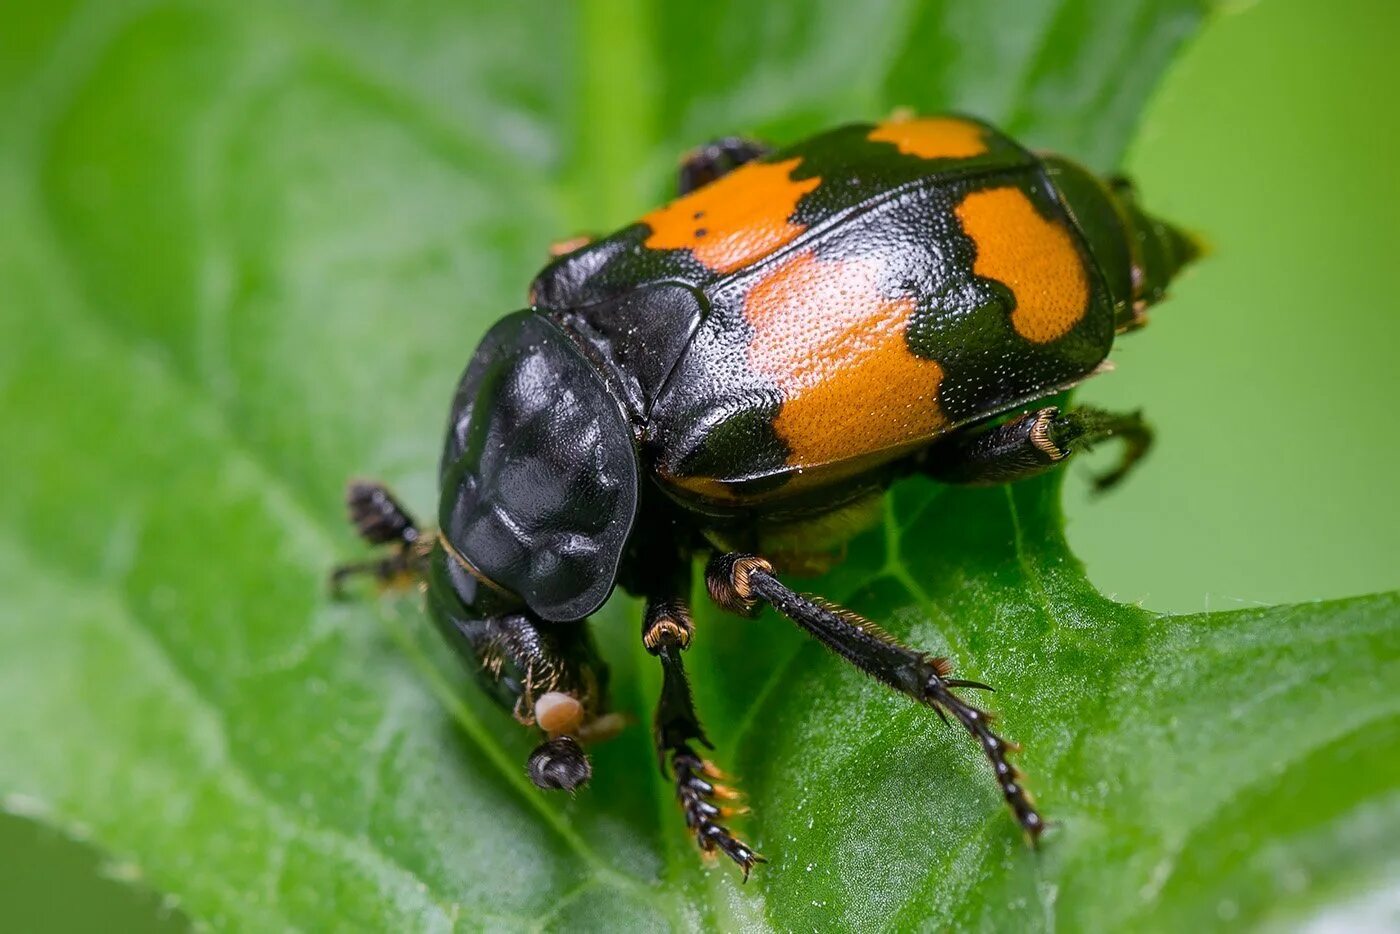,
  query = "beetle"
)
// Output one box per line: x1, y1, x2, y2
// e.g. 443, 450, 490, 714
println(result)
334, 114, 1198, 876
